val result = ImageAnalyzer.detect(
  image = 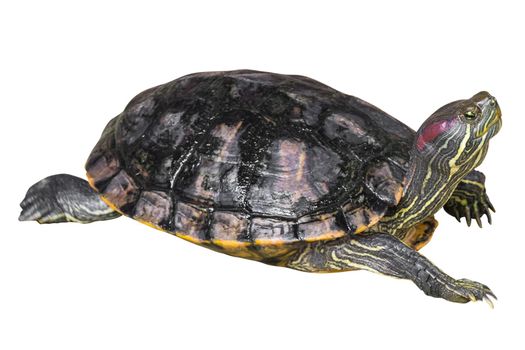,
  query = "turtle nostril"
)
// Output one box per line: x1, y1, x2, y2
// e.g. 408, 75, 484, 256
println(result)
489, 98, 497, 107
